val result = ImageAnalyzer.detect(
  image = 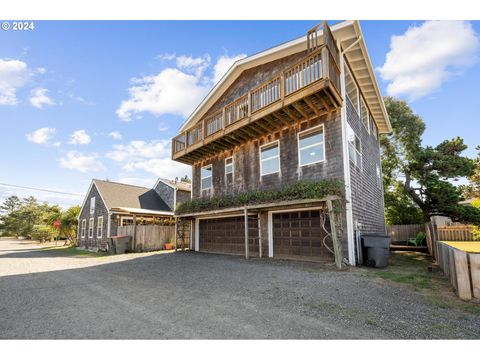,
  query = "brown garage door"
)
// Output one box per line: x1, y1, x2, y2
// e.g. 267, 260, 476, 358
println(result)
272, 210, 332, 260
199, 216, 259, 255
